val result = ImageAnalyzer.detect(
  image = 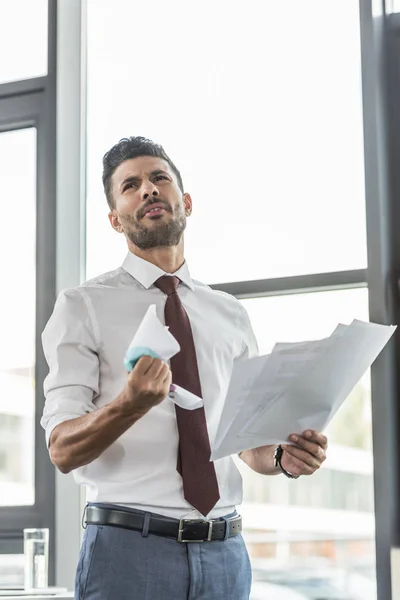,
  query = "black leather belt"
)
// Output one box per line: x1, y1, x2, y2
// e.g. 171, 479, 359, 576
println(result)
85, 506, 242, 543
